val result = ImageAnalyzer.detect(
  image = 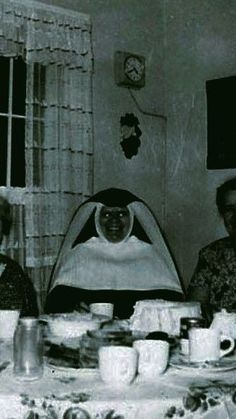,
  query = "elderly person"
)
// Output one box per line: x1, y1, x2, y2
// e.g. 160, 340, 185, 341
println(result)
45, 188, 184, 318
0, 196, 38, 316
187, 177, 236, 318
